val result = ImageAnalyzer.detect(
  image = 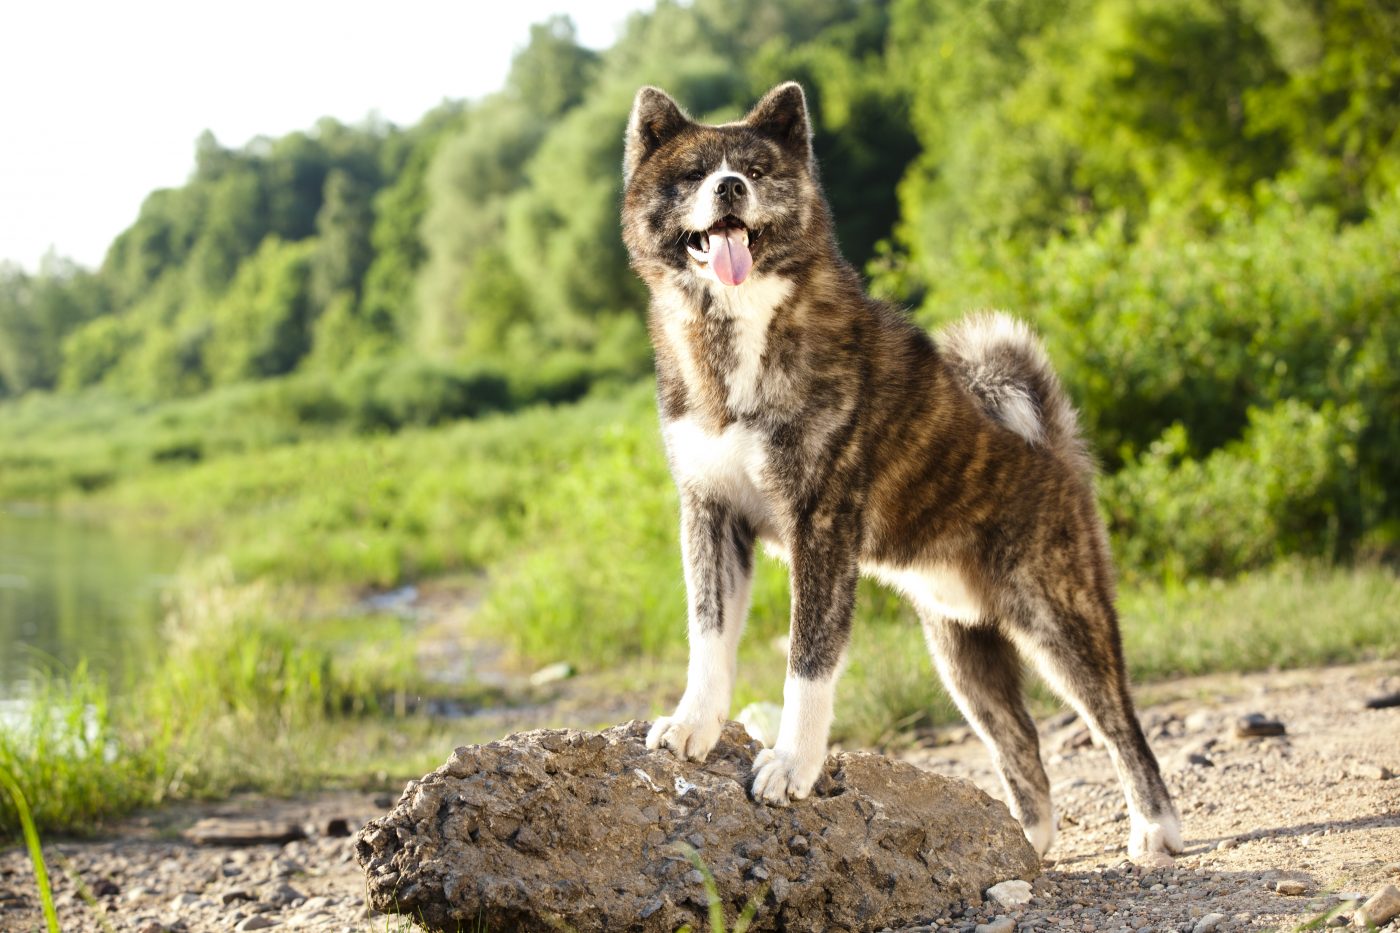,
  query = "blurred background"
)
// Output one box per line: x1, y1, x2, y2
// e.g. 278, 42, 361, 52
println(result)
1, 0, 1397, 837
